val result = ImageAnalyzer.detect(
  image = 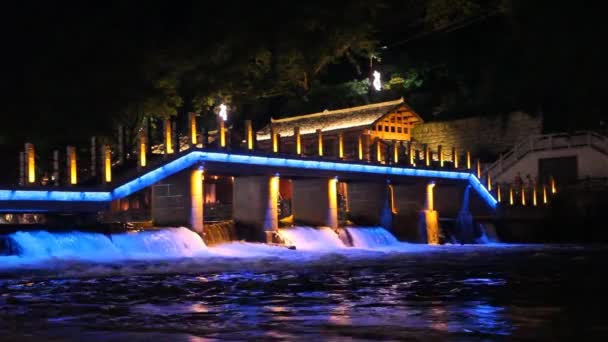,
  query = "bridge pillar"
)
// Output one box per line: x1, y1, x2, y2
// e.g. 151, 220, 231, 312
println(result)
233, 175, 279, 242
151, 167, 204, 233
391, 182, 426, 242
292, 178, 338, 228
190, 168, 204, 233
346, 182, 391, 228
